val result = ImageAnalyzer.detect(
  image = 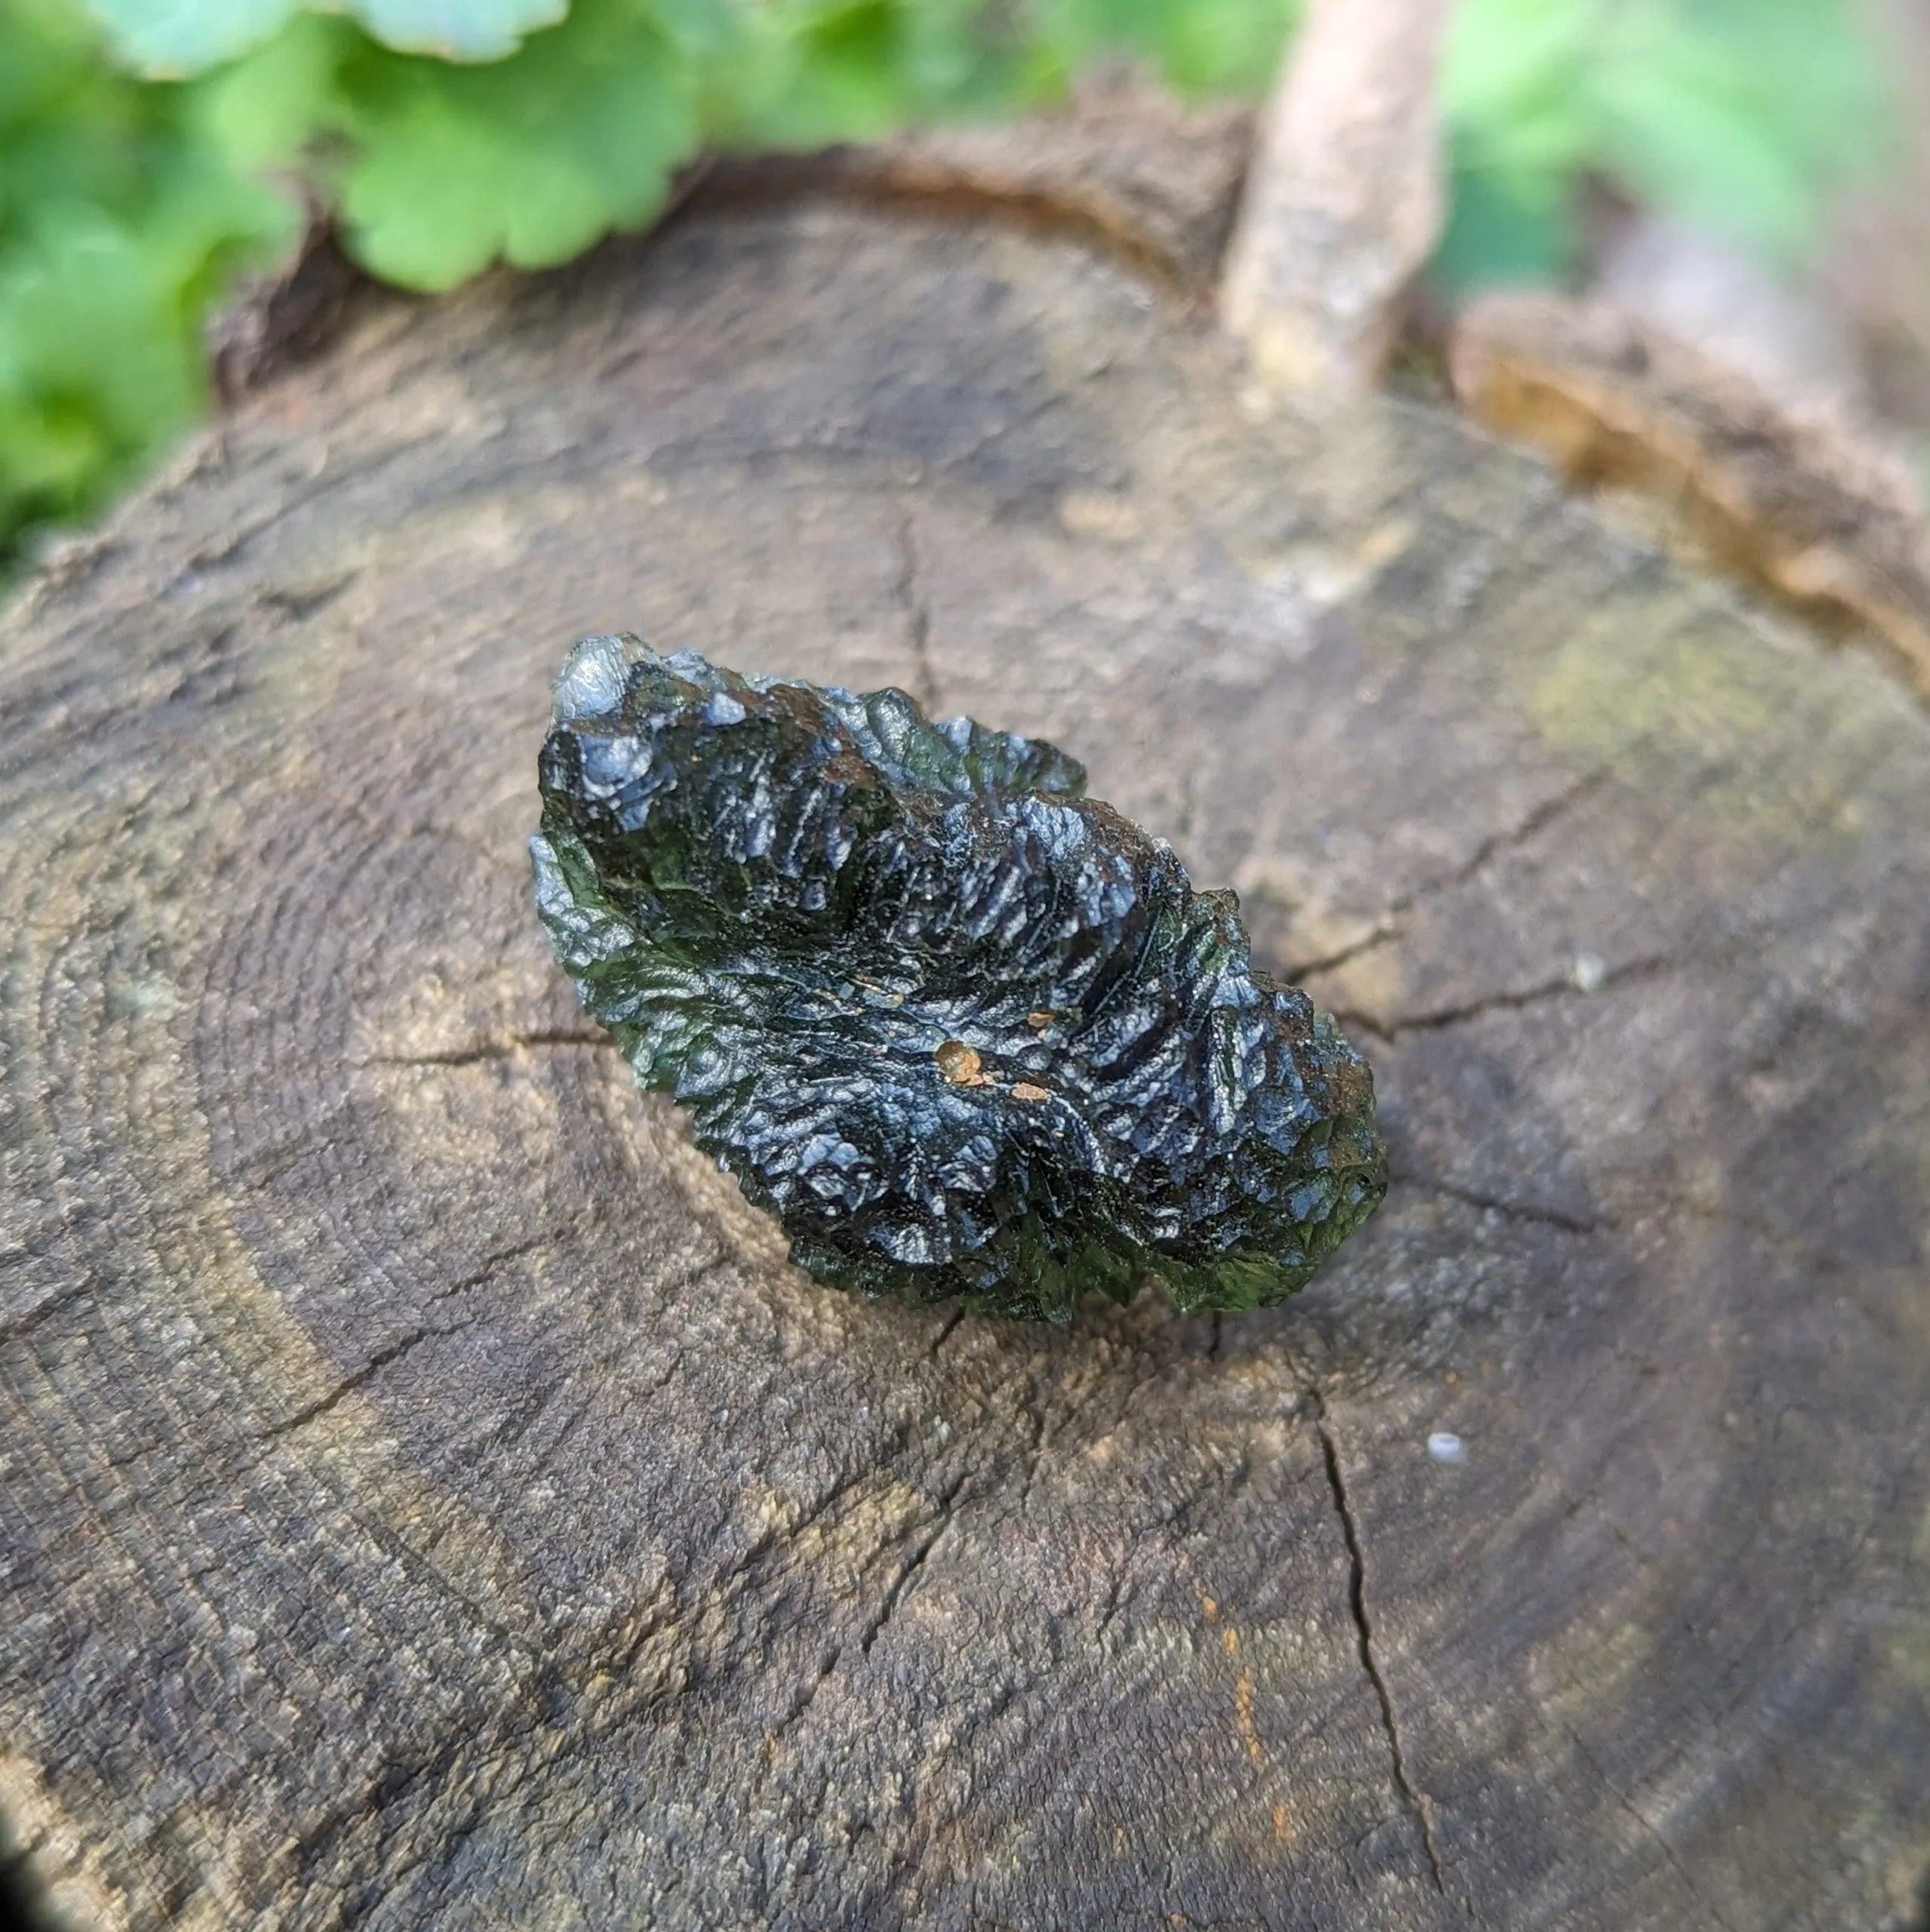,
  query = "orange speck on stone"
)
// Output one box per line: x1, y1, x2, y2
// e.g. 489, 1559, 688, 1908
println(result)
1201, 1597, 1219, 1620
1026, 1011, 1054, 1030
1011, 1081, 1050, 1103
934, 1039, 982, 1084
1236, 1670, 1262, 1762
1223, 1627, 1240, 1657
